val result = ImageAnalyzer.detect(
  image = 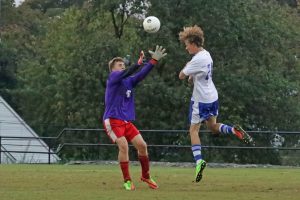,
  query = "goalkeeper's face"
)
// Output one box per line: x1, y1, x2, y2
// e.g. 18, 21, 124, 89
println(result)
112, 61, 126, 72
